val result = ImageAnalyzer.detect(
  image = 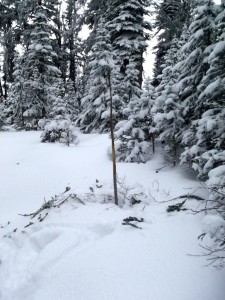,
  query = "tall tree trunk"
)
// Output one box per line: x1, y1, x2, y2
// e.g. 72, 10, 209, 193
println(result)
3, 74, 7, 99
0, 79, 3, 100
137, 51, 144, 87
